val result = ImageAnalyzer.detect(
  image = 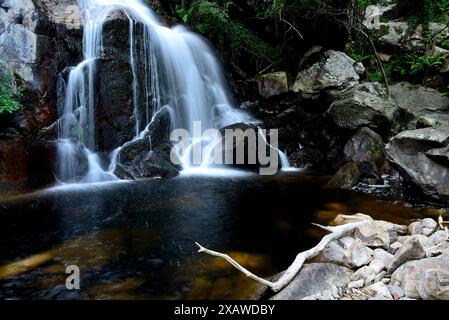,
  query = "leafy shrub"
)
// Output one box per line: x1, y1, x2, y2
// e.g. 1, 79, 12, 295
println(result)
175, 0, 281, 70
0, 66, 23, 115
389, 52, 443, 79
